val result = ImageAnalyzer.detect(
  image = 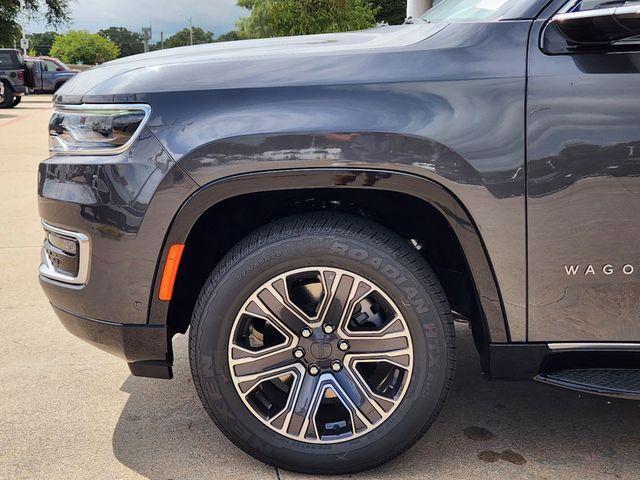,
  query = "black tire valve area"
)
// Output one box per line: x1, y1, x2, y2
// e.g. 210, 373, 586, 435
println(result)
189, 212, 455, 475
